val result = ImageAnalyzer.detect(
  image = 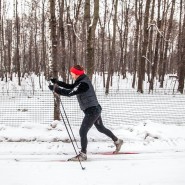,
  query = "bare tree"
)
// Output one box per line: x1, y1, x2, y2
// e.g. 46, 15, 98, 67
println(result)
149, 0, 161, 92
34, 2, 39, 76
1, 0, 184, 93
137, 0, 151, 93
41, 0, 47, 77
49, 0, 60, 120
132, 0, 142, 88
105, 0, 118, 94
177, 0, 185, 93
58, 0, 66, 81
6, 20, 13, 80
122, 0, 129, 79
85, 0, 99, 80
147, 0, 155, 83
15, 0, 21, 85
99, 0, 107, 88
160, 0, 175, 88
117, 0, 124, 78
0, 0, 3, 80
